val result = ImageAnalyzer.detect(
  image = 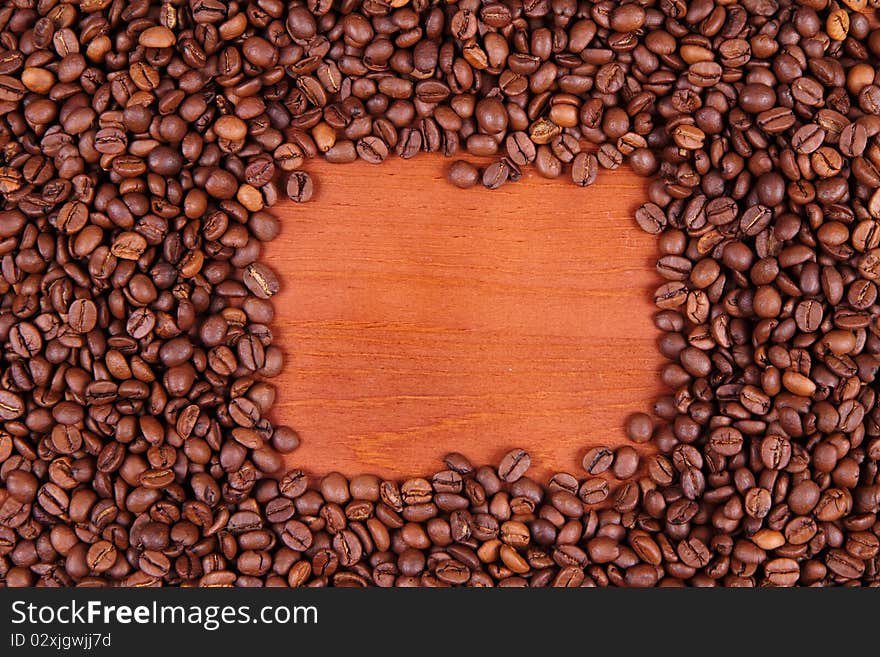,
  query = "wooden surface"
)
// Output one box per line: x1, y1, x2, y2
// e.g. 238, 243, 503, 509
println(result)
264, 156, 661, 480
